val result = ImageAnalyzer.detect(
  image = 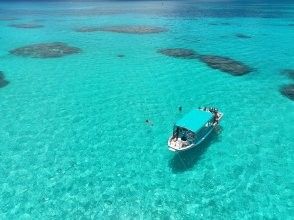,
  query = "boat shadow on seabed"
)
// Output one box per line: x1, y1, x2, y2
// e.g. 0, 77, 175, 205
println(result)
169, 126, 223, 173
